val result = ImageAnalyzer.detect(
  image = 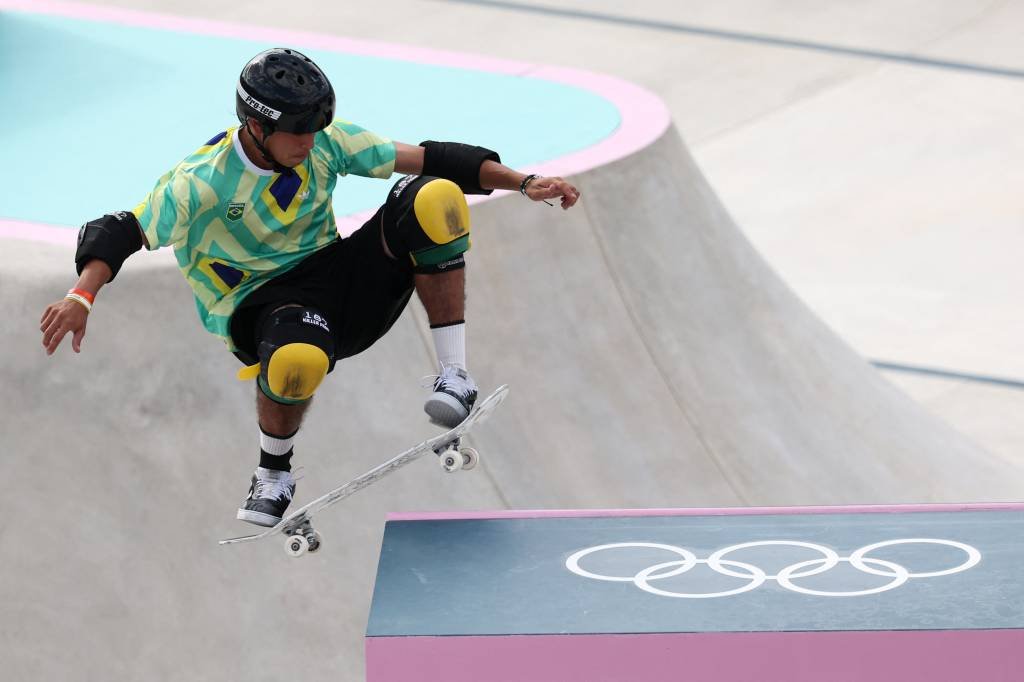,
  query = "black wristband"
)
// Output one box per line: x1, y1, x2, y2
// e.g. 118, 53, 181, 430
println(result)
519, 174, 540, 196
